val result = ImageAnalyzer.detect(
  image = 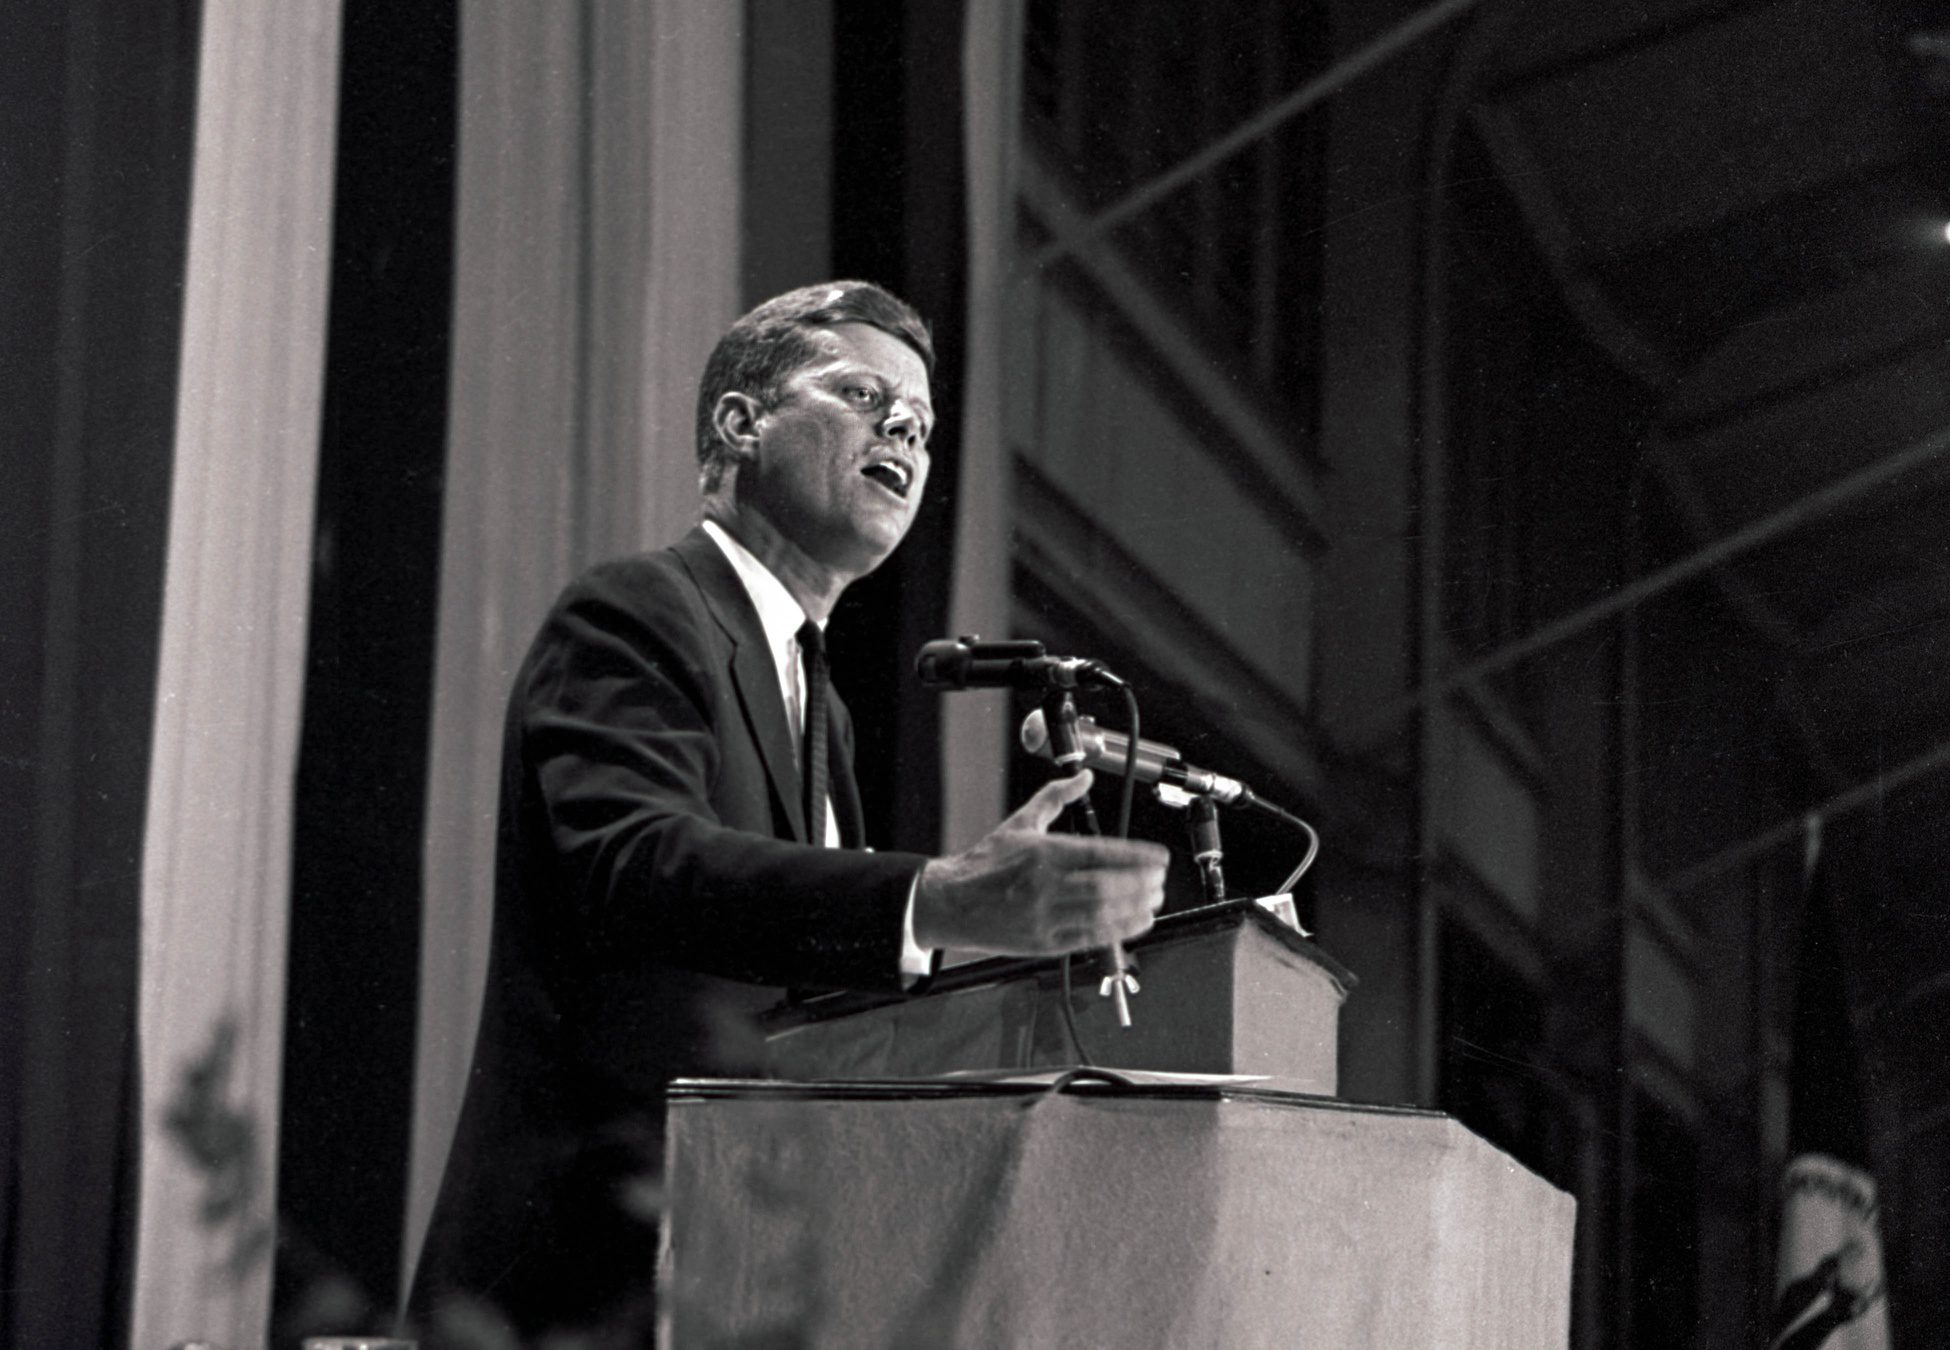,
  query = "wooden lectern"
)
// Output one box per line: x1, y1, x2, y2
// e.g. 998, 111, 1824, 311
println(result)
763, 898, 1355, 1093
664, 898, 1576, 1347
664, 1081, 1576, 1347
